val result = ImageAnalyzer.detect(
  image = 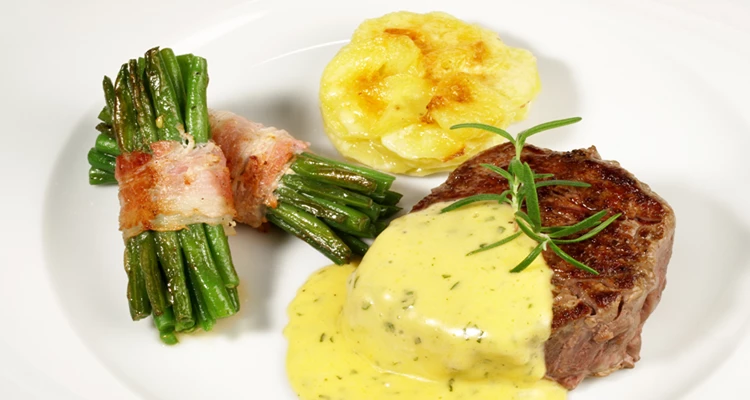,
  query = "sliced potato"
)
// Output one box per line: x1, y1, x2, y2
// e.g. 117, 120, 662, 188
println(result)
320, 11, 540, 175
381, 124, 464, 161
